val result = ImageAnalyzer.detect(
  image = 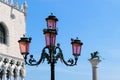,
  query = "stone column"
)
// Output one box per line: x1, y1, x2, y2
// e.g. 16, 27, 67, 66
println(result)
8, 64, 15, 80
2, 63, 8, 80
1, 58, 9, 80
0, 57, 3, 80
0, 57, 3, 68
20, 68, 25, 80
14, 61, 21, 80
20, 63, 25, 80
89, 59, 101, 80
